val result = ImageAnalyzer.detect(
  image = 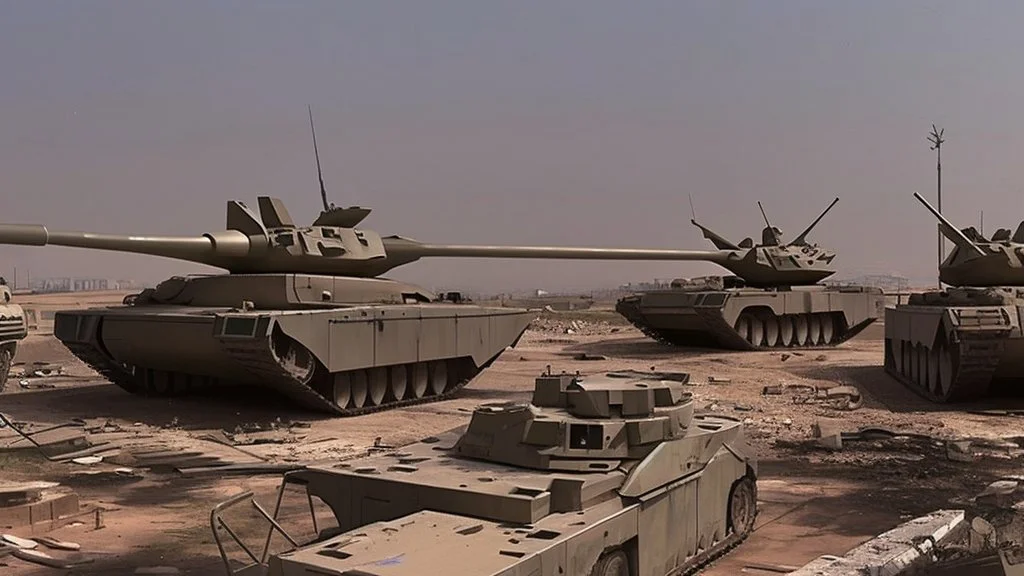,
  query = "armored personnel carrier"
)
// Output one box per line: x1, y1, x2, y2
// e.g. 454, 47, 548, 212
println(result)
211, 368, 758, 576
885, 192, 1024, 403
0, 278, 29, 393
0, 116, 781, 415
616, 197, 885, 350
